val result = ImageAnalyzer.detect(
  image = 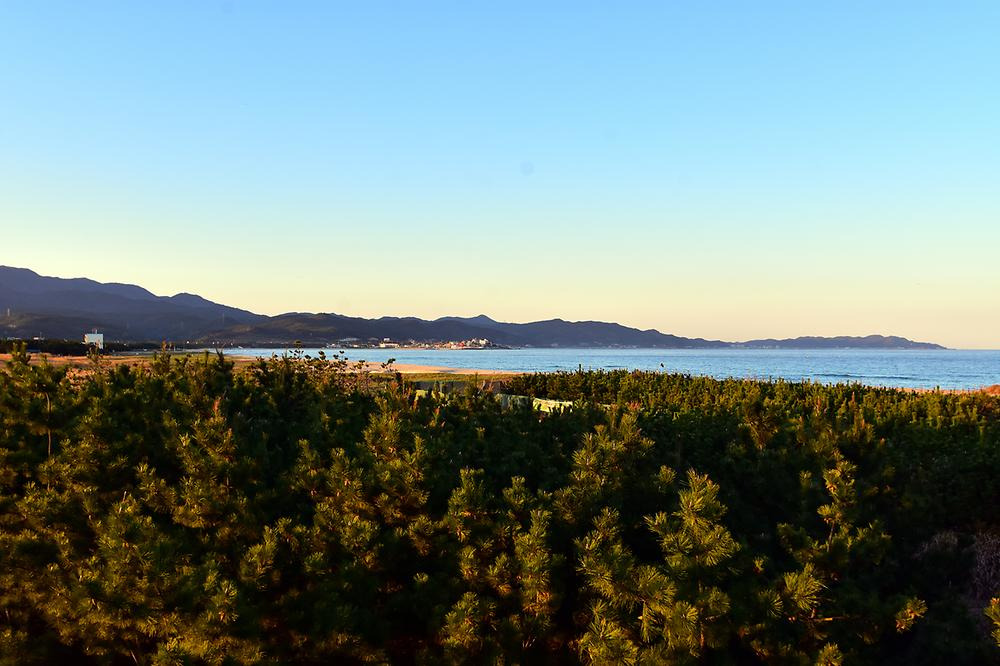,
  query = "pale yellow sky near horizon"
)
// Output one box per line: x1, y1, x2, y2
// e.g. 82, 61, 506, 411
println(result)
5, 177, 999, 349
7, 187, 999, 350
6, 248, 998, 350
